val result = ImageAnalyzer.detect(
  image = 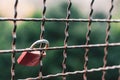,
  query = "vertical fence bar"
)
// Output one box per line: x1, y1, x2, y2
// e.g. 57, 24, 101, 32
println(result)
83, 0, 94, 80
40, 0, 46, 40
38, 0, 46, 79
102, 0, 114, 80
62, 0, 72, 80
11, 0, 18, 80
